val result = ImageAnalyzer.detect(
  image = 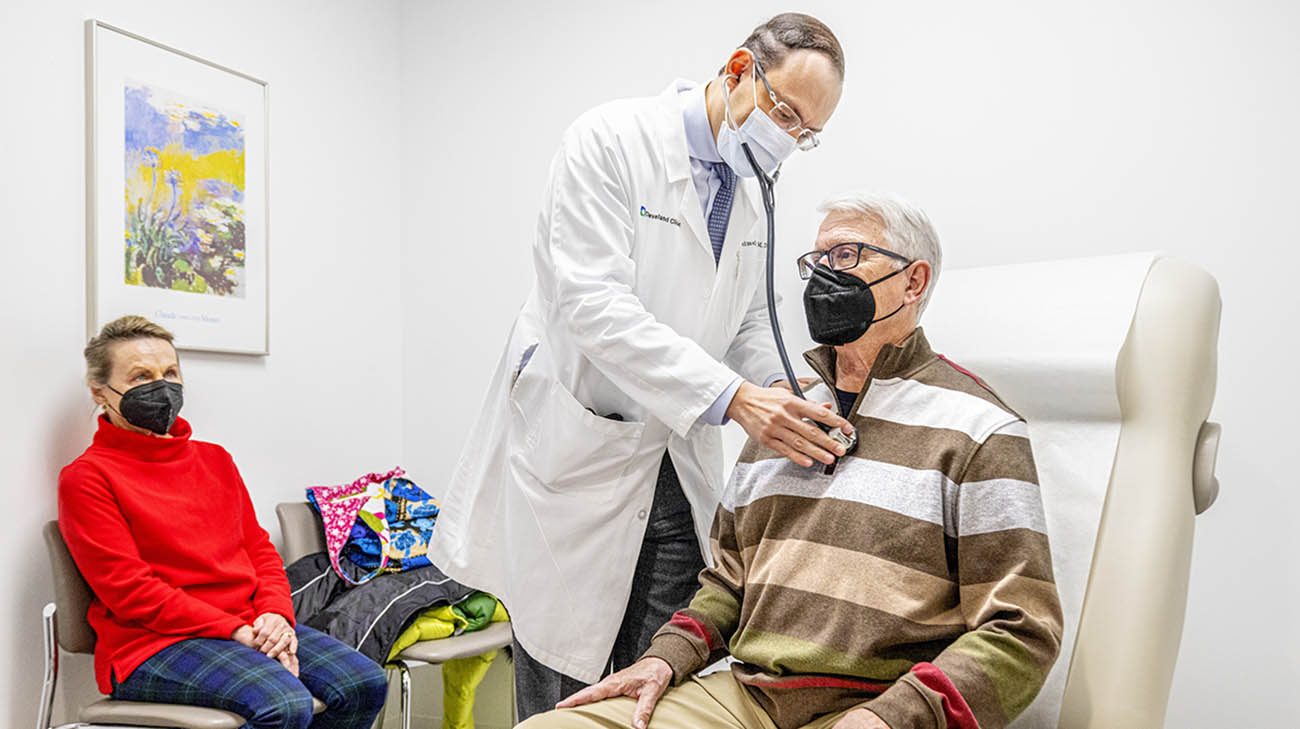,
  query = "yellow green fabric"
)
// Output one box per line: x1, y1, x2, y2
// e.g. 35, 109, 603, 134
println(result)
387, 605, 464, 660
441, 650, 498, 729
385, 593, 511, 729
